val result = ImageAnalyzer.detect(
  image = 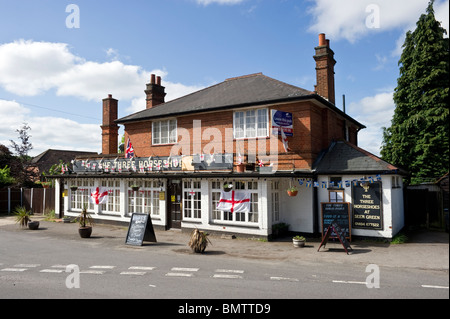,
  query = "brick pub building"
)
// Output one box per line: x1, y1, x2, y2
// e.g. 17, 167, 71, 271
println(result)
54, 34, 406, 239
